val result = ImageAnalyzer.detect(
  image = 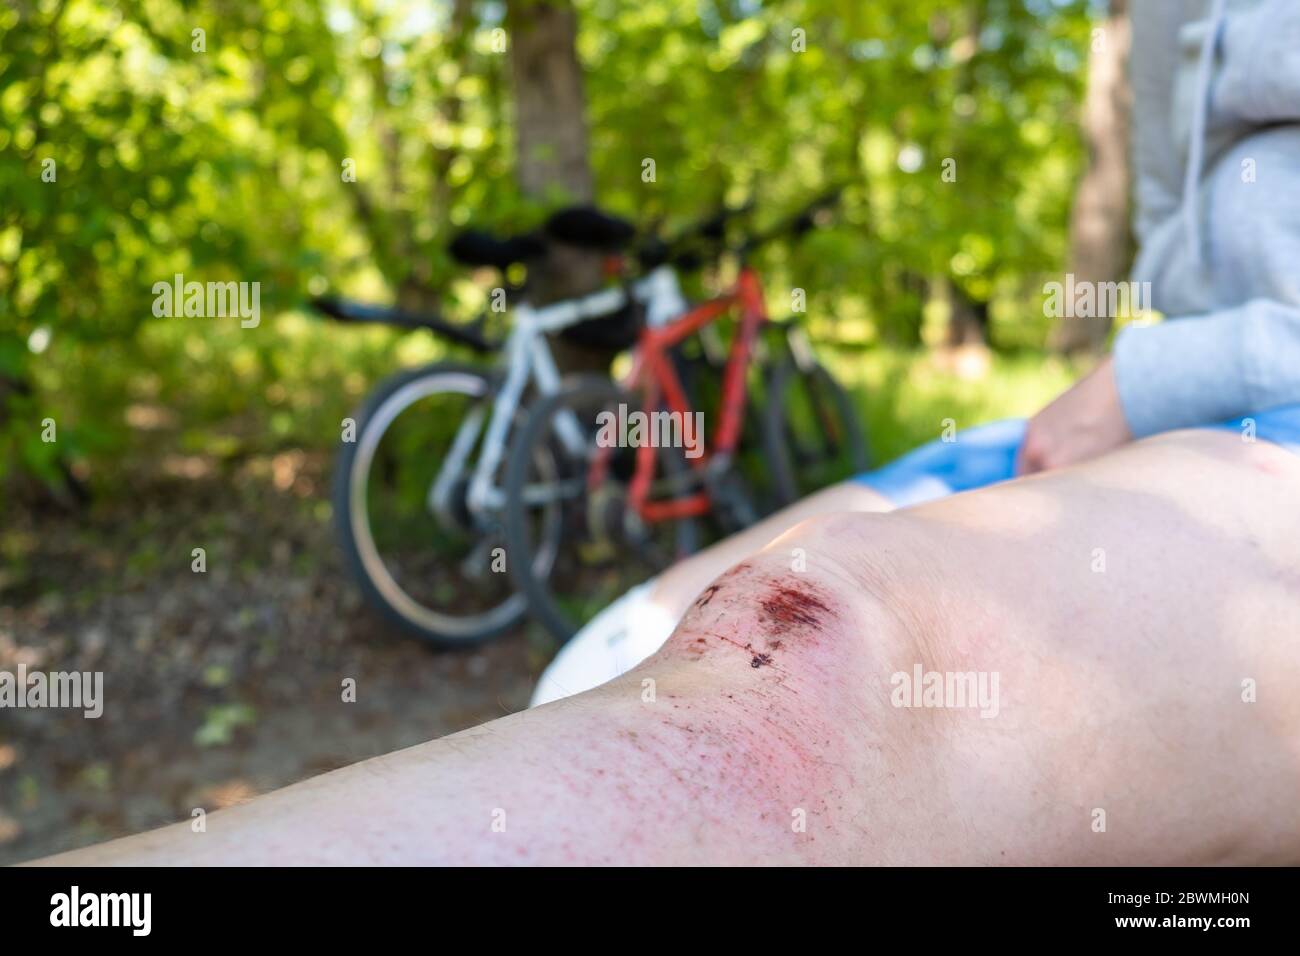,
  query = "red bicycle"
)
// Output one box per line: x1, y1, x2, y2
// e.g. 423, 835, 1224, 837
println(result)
502, 193, 869, 640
